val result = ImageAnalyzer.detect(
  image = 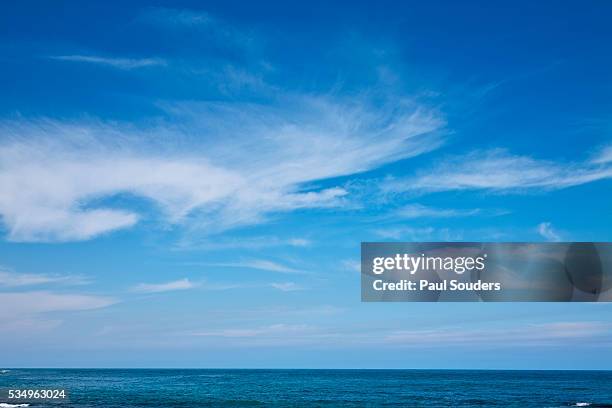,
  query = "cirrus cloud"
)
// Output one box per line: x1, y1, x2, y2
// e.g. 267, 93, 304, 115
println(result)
386, 148, 612, 193
0, 94, 444, 242
49, 55, 167, 70
132, 278, 197, 293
